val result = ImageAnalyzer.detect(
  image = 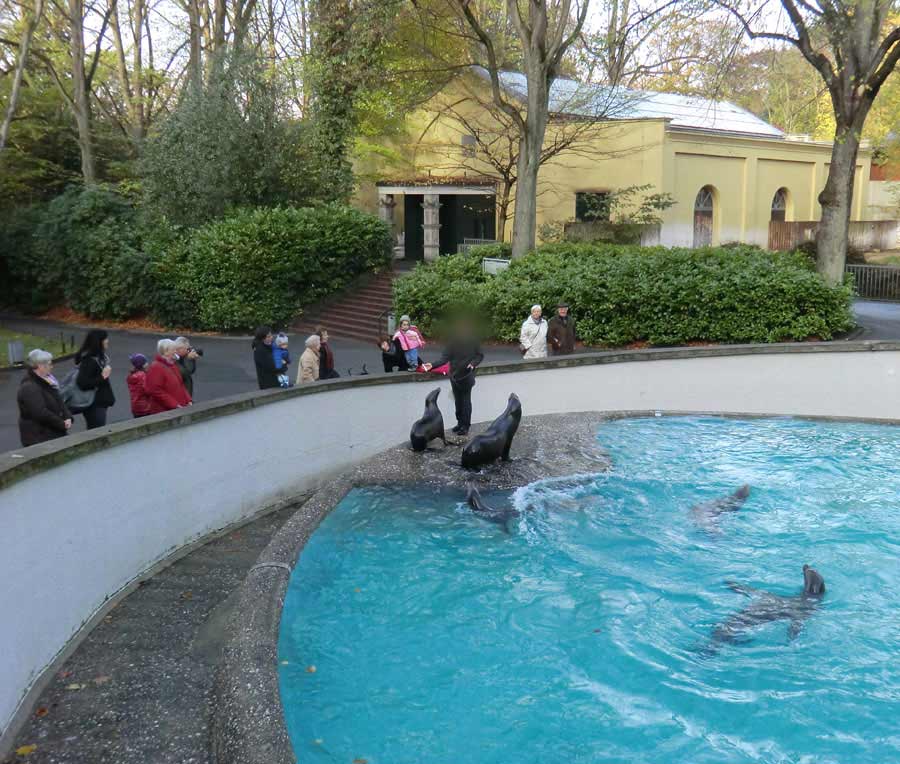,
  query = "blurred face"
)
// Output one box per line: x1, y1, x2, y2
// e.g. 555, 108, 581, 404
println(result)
163, 345, 177, 361
558, 307, 568, 318
320, 330, 329, 343
35, 360, 53, 378
400, 320, 410, 331
264, 333, 273, 345
380, 341, 390, 352
102, 338, 110, 350
531, 307, 542, 321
